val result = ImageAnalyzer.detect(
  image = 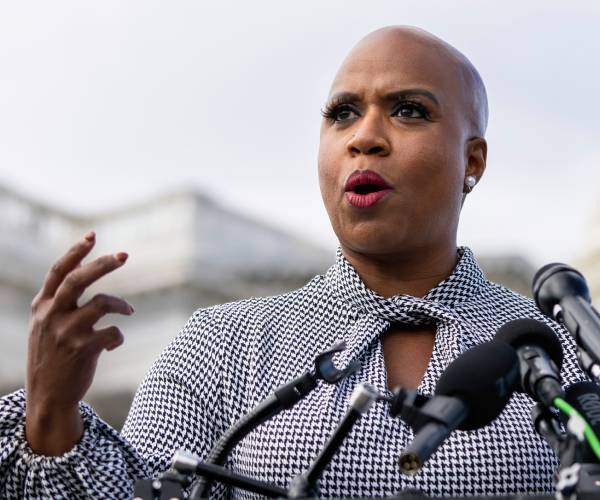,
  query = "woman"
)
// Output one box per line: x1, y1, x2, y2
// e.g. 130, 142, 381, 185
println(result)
0, 26, 586, 498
